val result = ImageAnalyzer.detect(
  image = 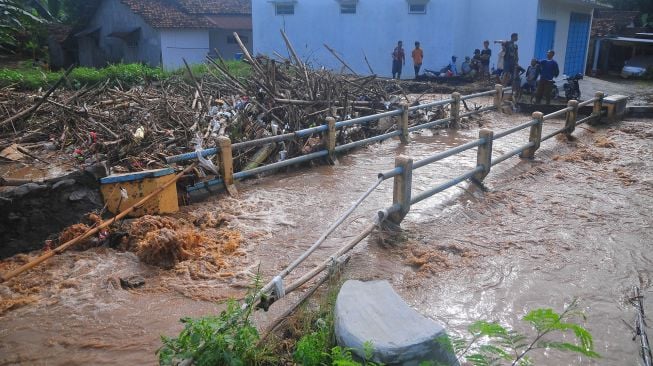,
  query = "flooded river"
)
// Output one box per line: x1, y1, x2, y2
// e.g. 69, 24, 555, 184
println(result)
1, 106, 652, 365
